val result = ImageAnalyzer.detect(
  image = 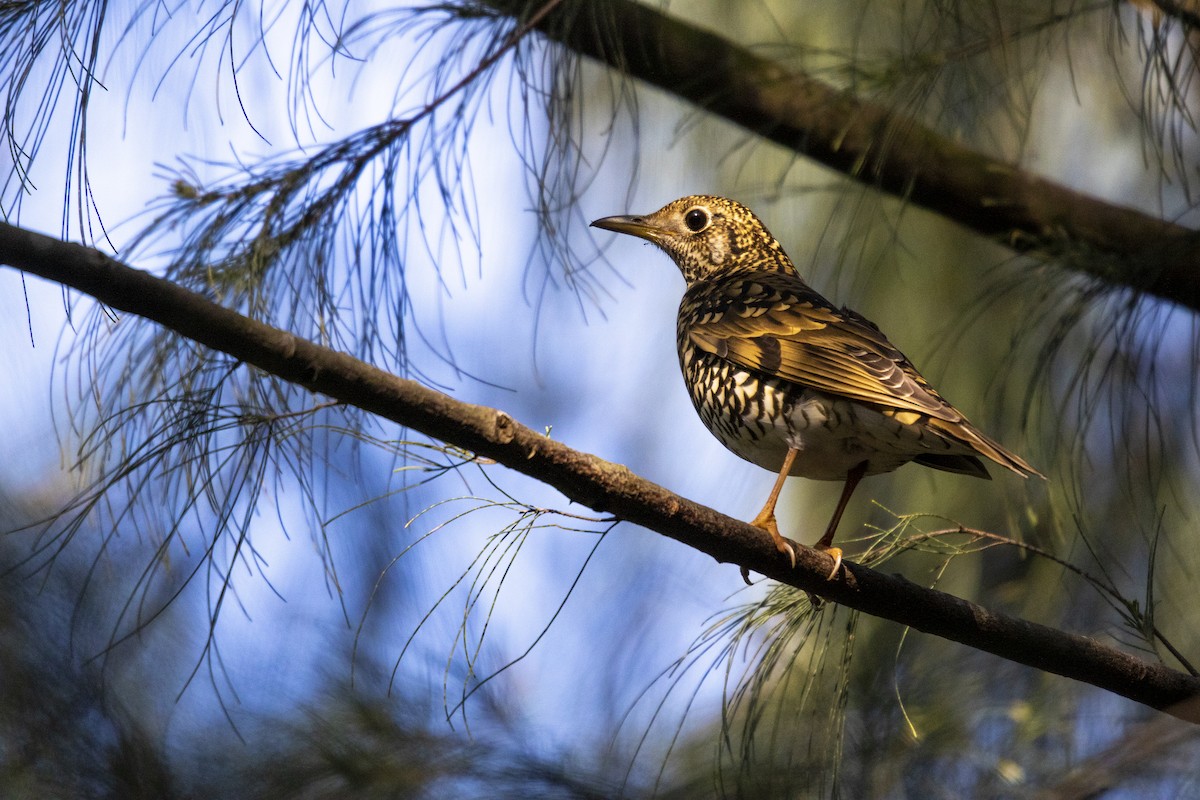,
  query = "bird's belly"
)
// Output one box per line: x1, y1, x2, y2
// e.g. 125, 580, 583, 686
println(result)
683, 359, 960, 480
